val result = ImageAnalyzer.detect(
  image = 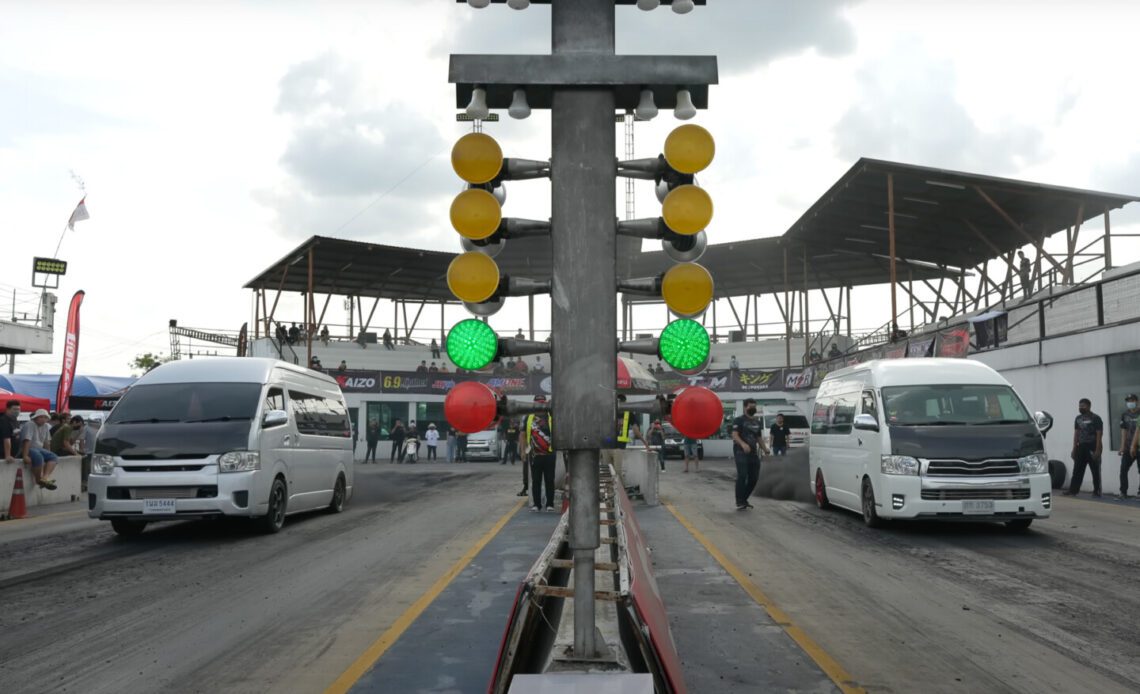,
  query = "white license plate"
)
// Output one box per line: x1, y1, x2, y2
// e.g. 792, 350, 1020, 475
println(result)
143, 498, 177, 515
961, 499, 995, 514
